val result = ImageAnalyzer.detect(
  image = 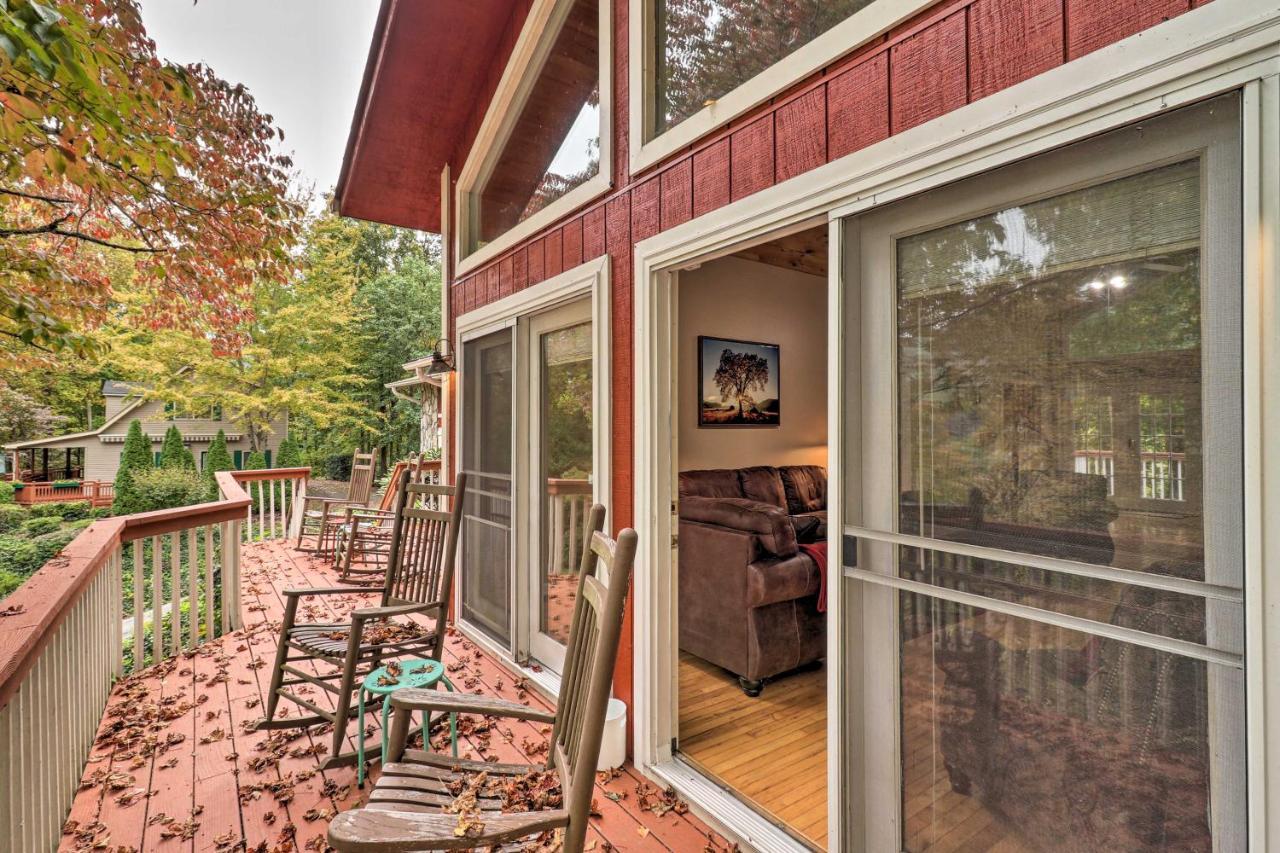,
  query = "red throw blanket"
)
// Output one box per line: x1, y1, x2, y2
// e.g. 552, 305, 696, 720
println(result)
798, 541, 828, 613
